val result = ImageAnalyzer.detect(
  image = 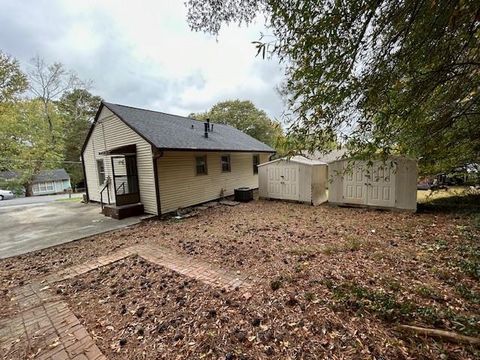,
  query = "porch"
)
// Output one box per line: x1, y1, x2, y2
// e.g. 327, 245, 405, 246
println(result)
98, 144, 145, 219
